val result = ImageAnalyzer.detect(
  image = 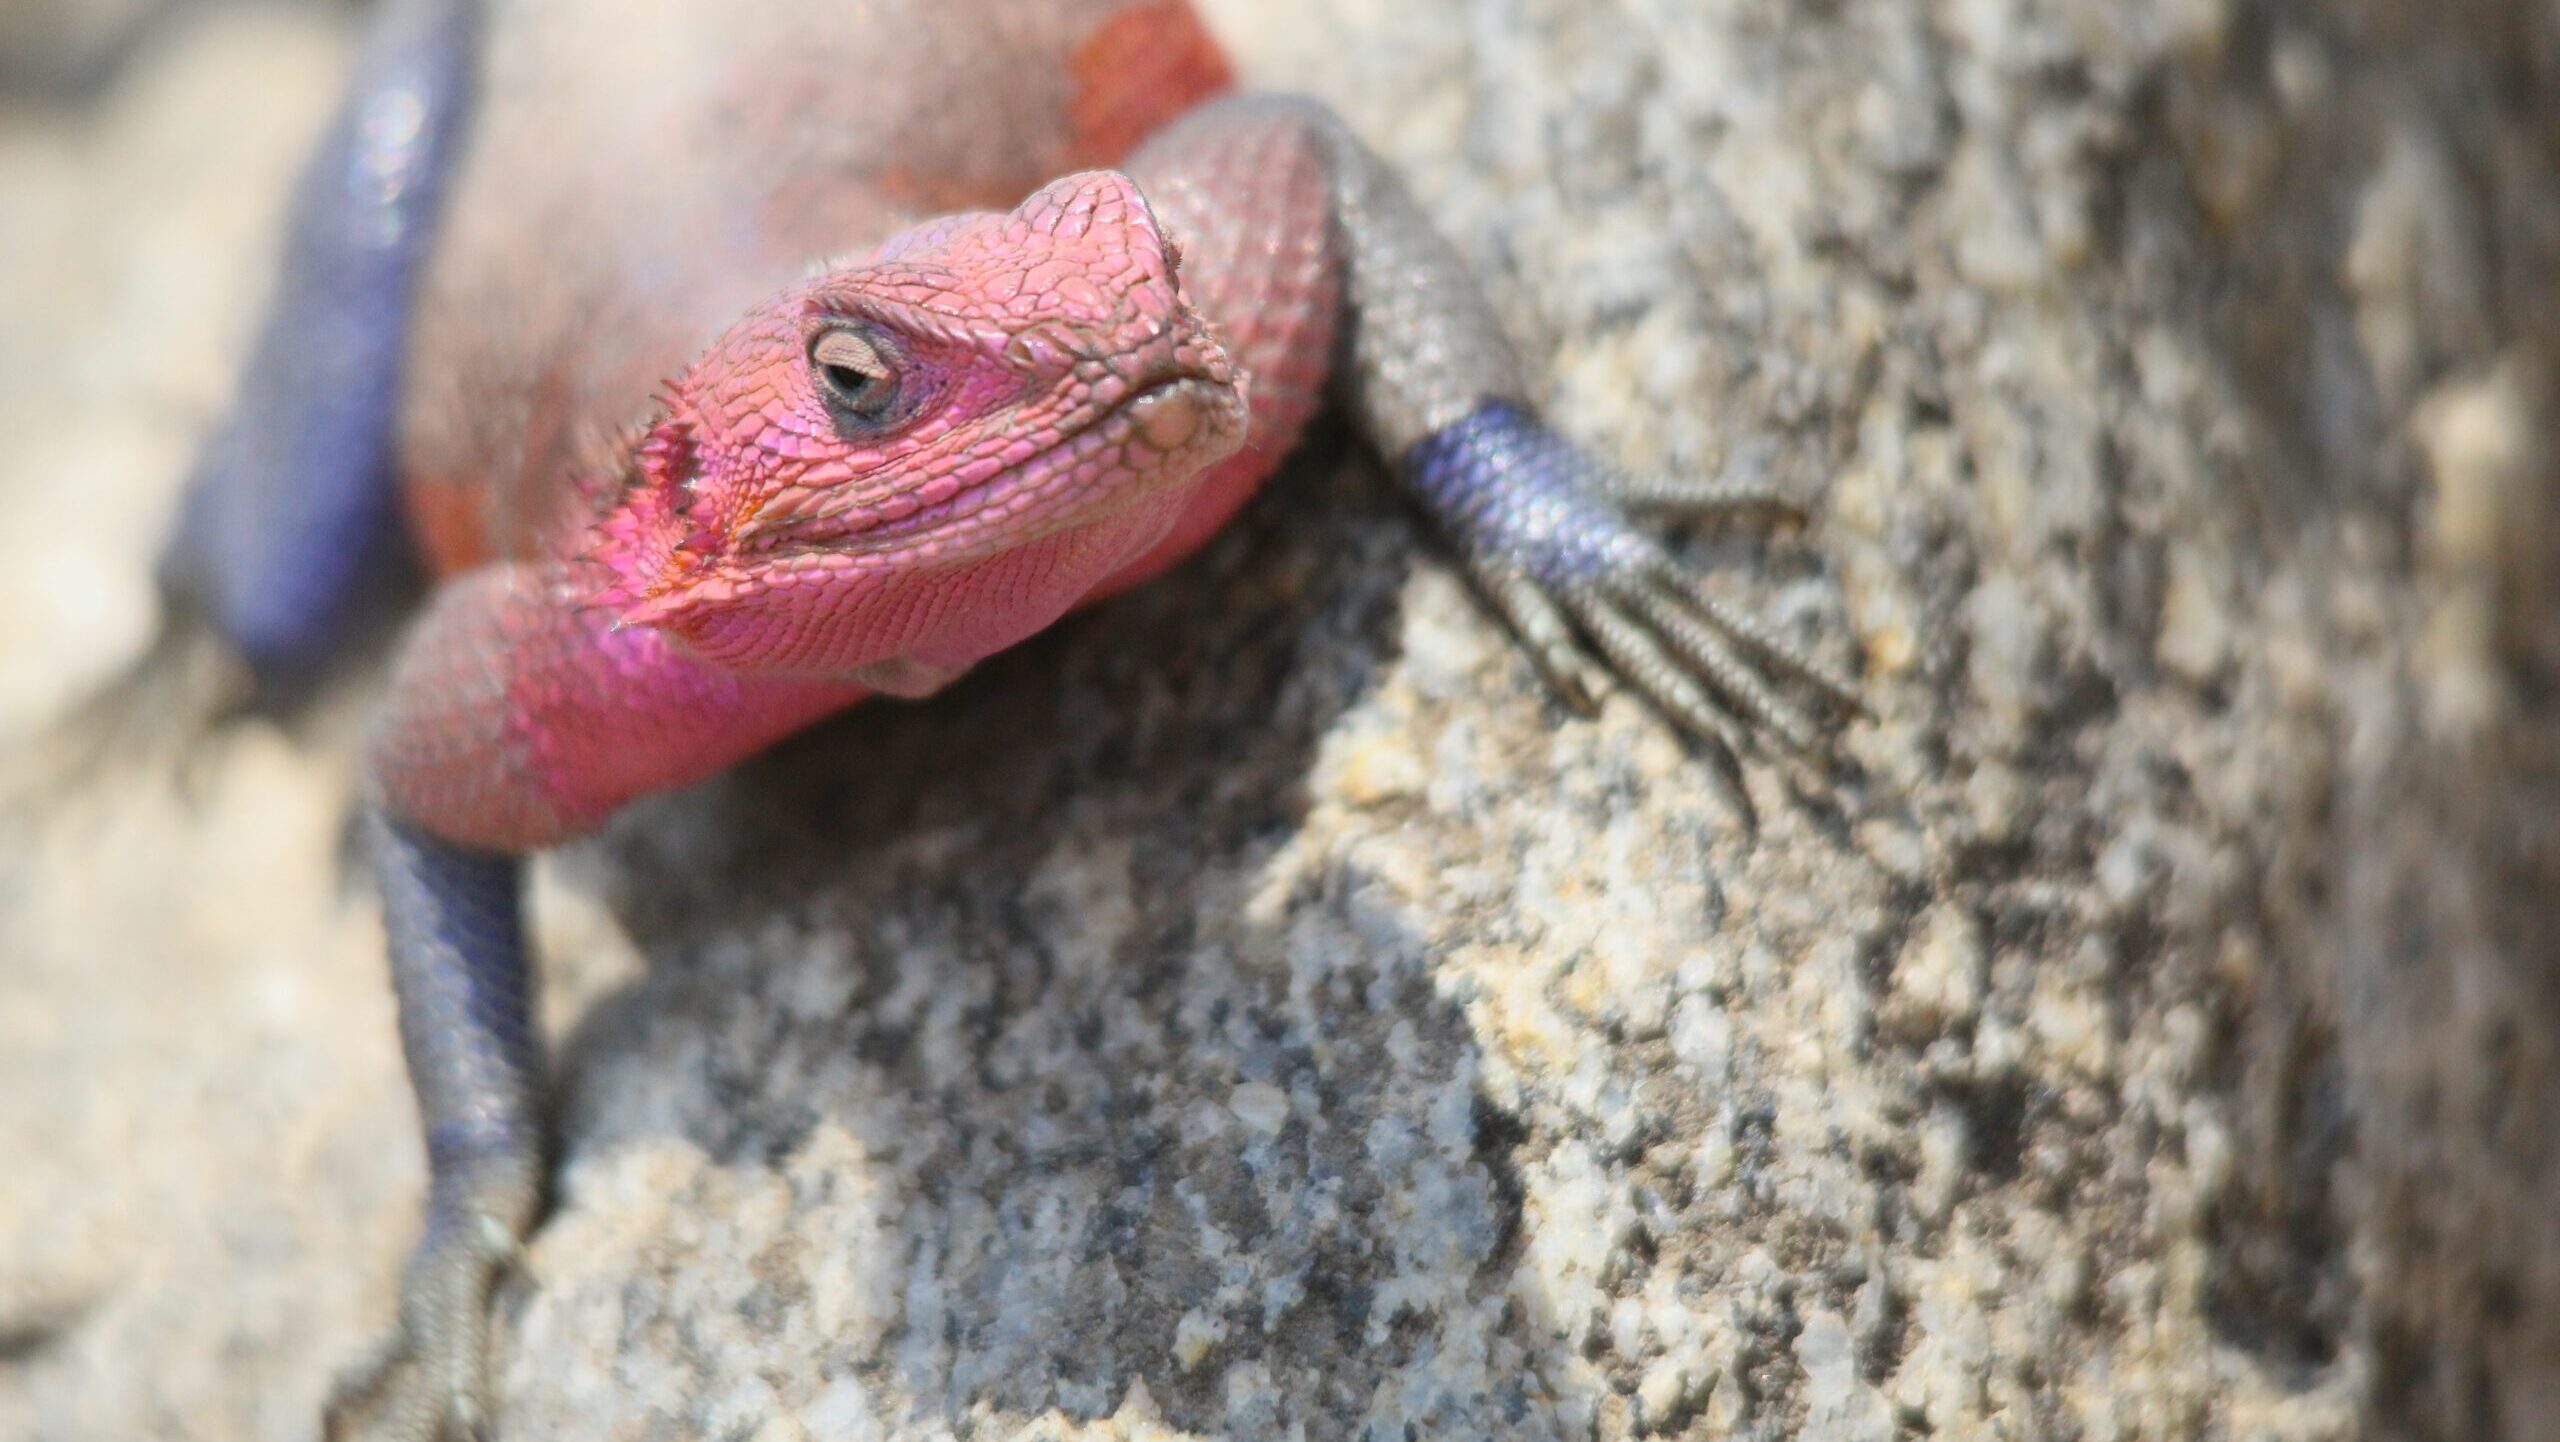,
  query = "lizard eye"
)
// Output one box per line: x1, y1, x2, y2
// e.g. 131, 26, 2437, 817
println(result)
810, 326, 901, 421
